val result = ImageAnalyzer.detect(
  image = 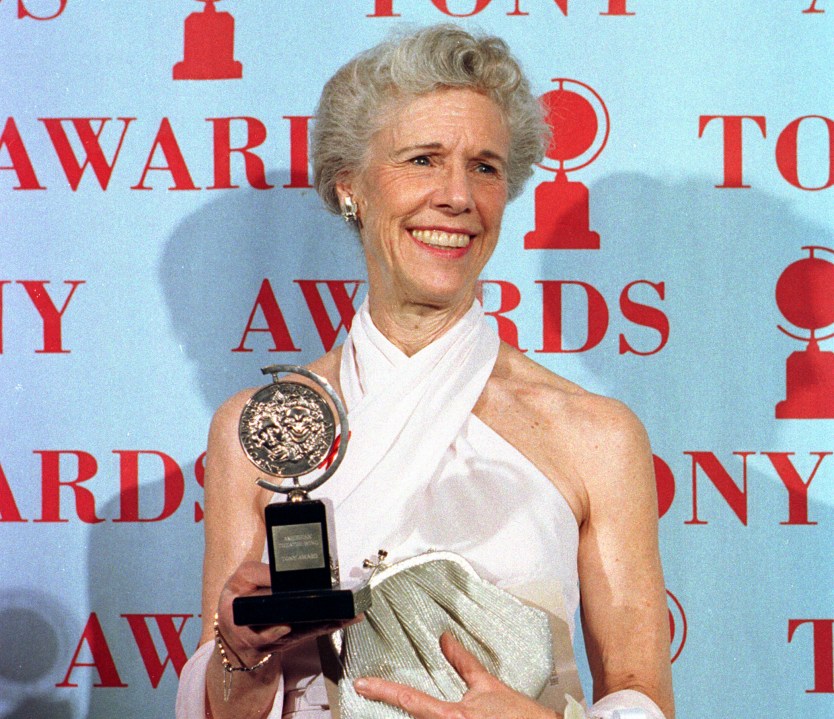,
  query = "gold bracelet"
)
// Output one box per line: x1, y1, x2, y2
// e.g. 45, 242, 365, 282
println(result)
213, 612, 273, 702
